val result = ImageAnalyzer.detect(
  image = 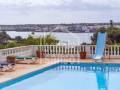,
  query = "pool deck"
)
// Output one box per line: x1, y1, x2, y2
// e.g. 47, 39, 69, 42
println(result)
0, 58, 120, 83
